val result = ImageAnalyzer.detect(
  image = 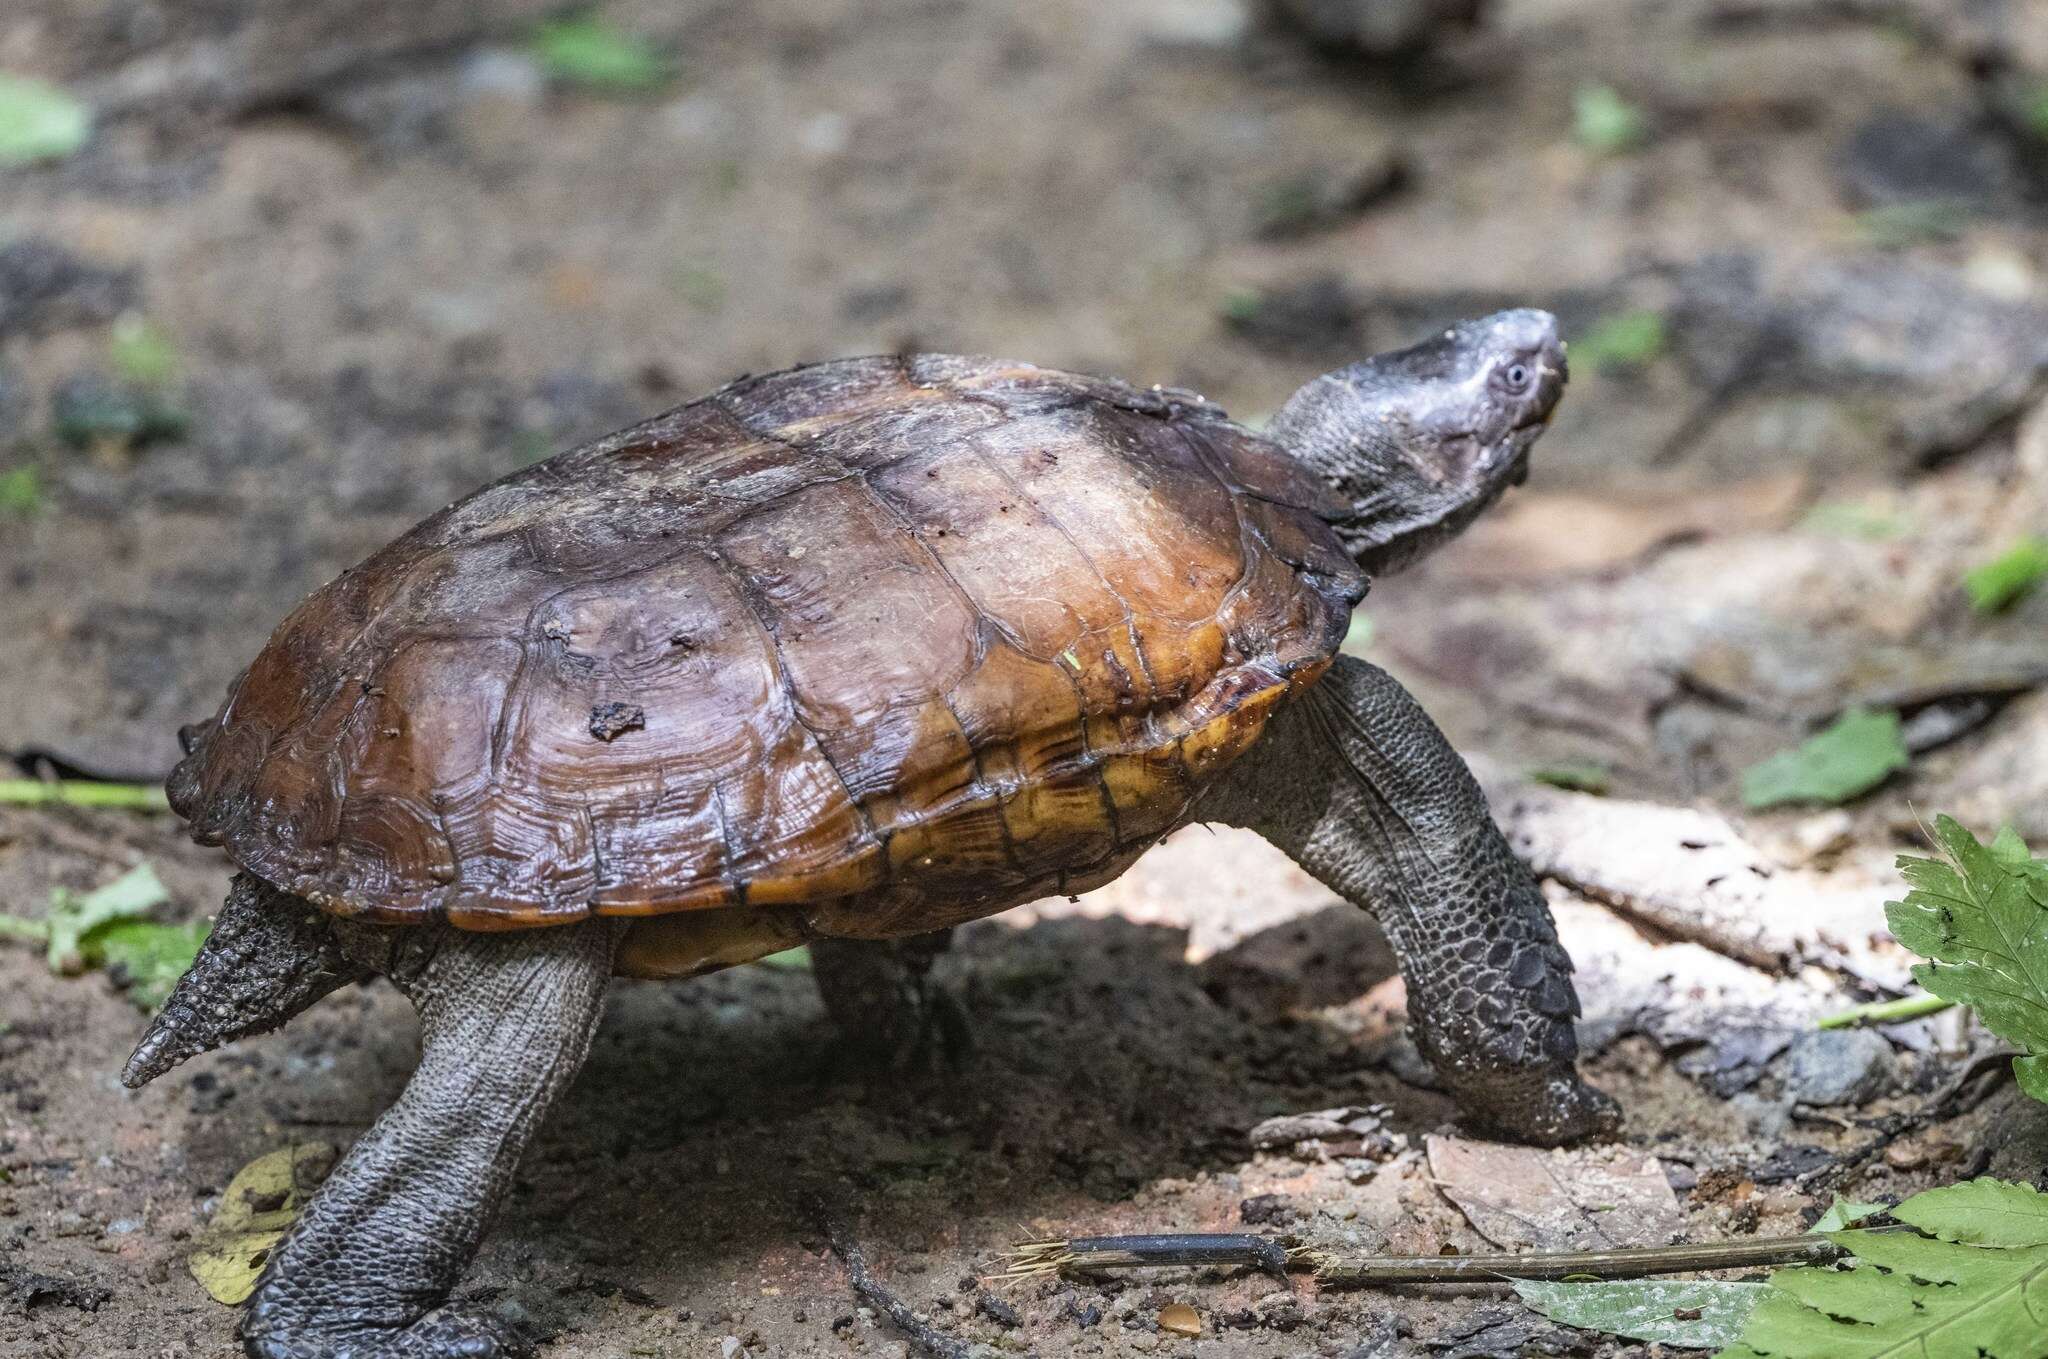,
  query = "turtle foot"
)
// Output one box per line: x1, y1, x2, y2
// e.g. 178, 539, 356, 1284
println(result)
242, 1305, 526, 1359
